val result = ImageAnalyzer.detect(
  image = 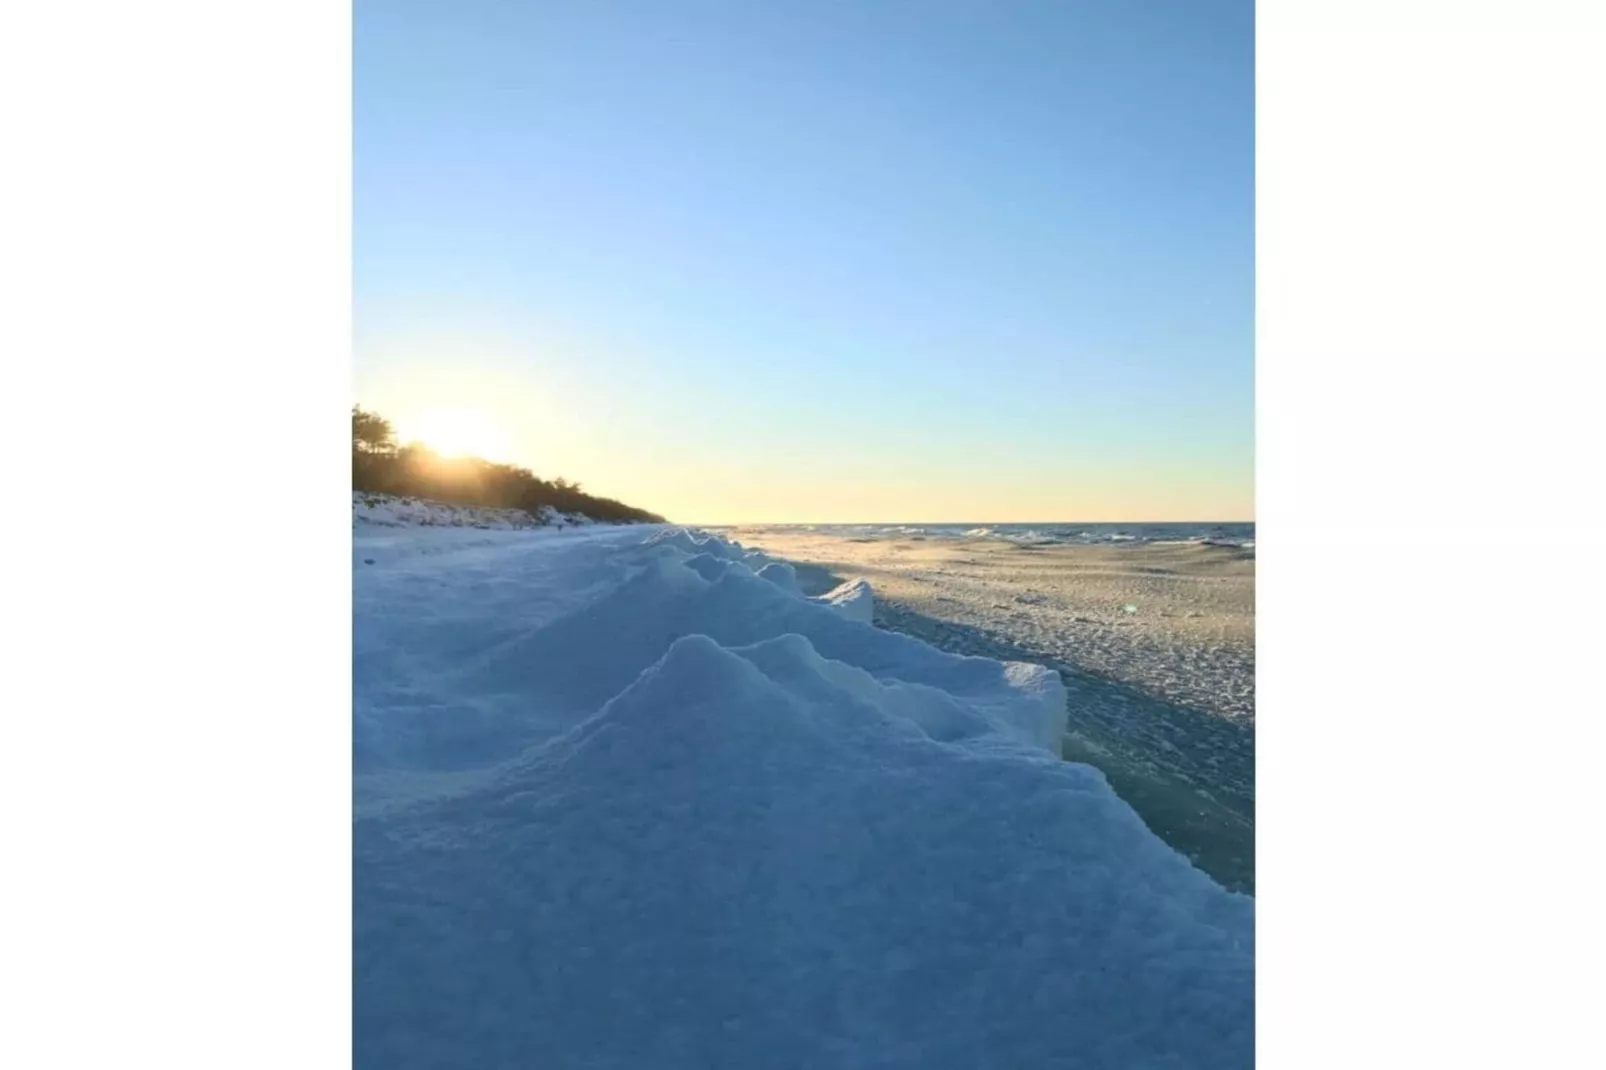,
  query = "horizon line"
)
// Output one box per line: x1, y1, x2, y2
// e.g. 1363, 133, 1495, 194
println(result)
688, 519, 1257, 527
